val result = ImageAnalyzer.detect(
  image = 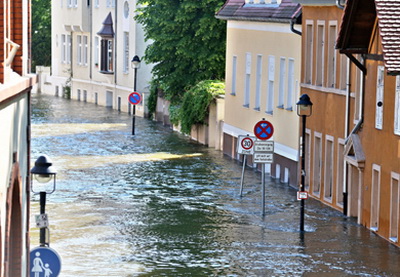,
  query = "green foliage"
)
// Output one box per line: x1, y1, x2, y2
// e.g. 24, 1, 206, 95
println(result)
147, 81, 159, 119
135, 0, 226, 102
31, 0, 51, 71
172, 80, 225, 135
